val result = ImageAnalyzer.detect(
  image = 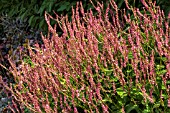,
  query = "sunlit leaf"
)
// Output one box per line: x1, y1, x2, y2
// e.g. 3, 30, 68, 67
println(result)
126, 104, 139, 113
128, 51, 133, 59
117, 87, 127, 98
